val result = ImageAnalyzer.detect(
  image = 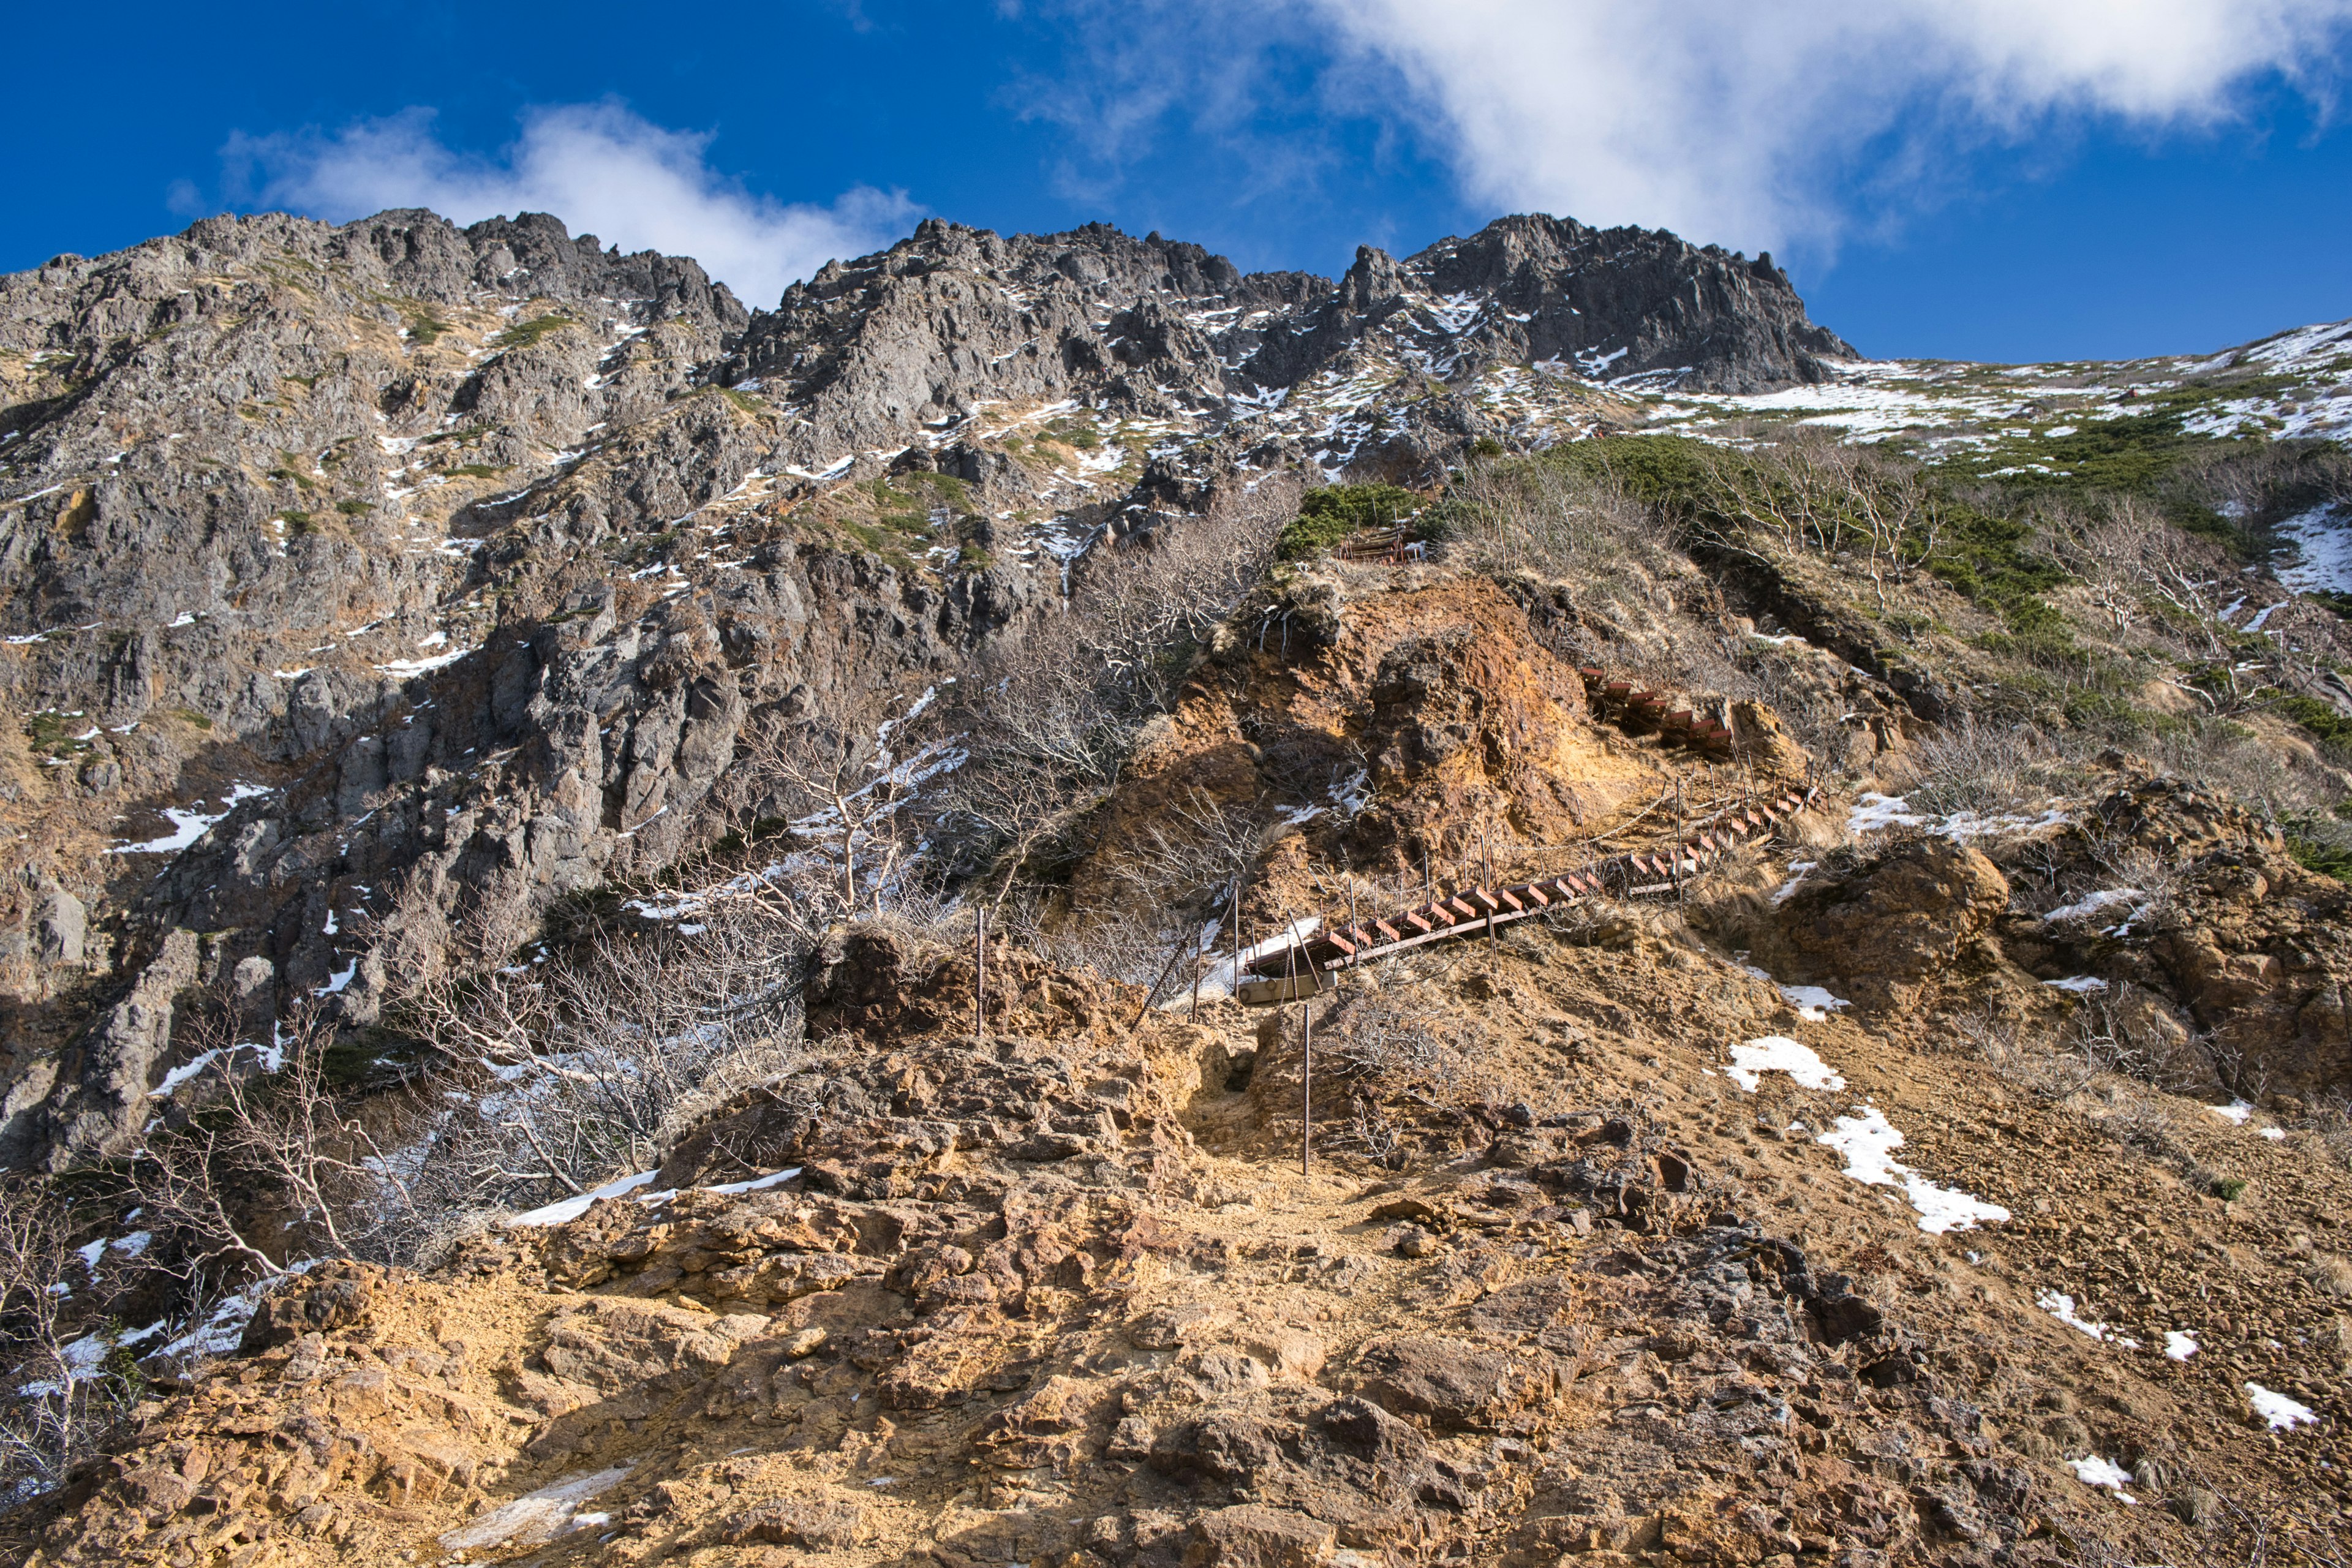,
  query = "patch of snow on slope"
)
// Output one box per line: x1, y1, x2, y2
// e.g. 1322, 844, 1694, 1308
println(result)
2246, 1384, 2318, 1431
2278, 503, 2352, 595
1725, 1036, 1845, 1092
1819, 1106, 2011, 1235
2067, 1455, 2137, 1499
2037, 1289, 2138, 1347
2041, 889, 2145, 926
108, 783, 273, 854
440, 1464, 635, 1552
